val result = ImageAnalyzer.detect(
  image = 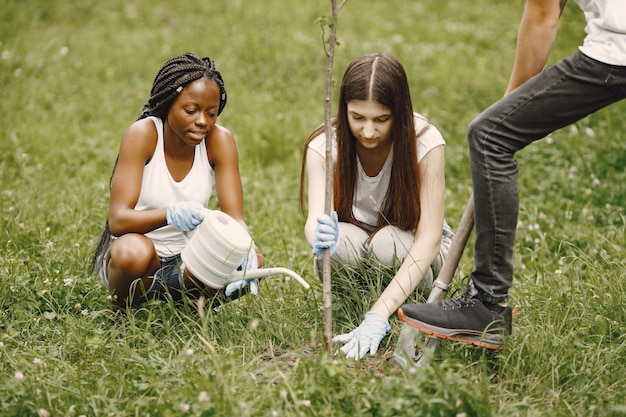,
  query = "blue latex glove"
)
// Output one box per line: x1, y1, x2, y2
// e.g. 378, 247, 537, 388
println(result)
332, 312, 390, 359
166, 201, 206, 232
313, 211, 339, 256
225, 244, 259, 296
